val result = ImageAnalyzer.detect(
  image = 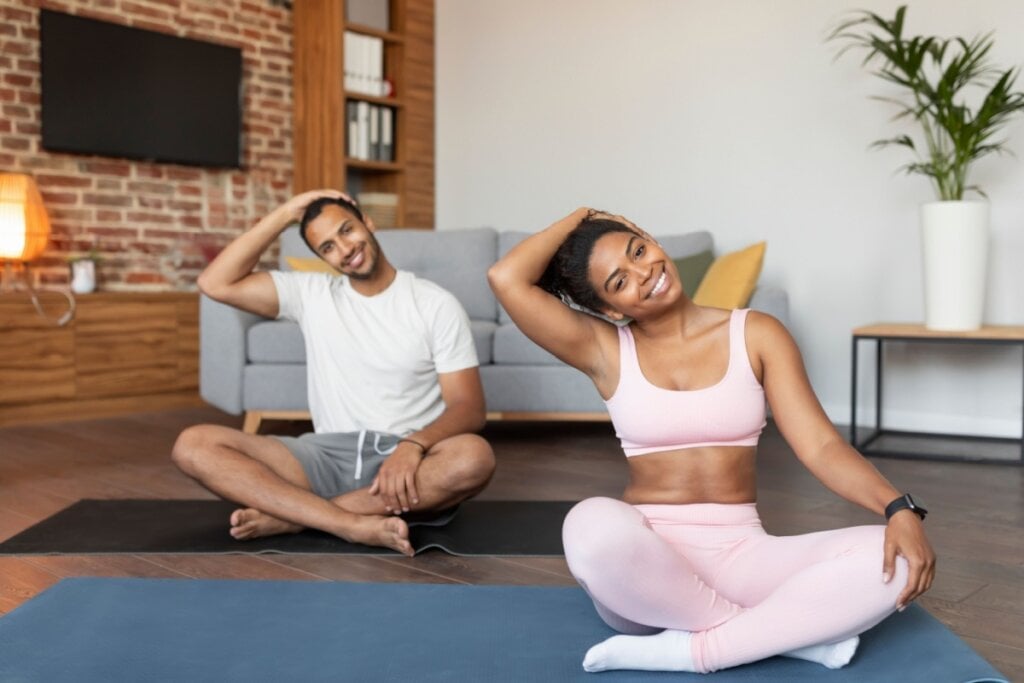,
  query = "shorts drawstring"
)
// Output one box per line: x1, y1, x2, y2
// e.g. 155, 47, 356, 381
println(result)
355, 432, 398, 481
355, 430, 366, 480
374, 432, 398, 456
